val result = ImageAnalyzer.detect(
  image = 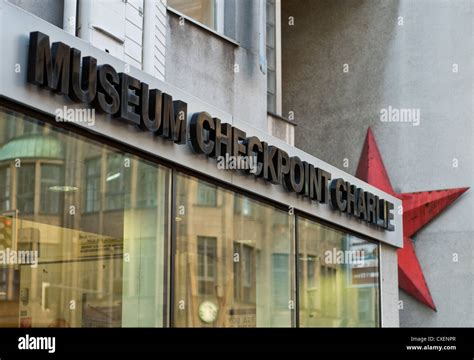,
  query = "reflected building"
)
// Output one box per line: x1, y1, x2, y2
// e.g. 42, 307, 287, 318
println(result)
0, 106, 380, 327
